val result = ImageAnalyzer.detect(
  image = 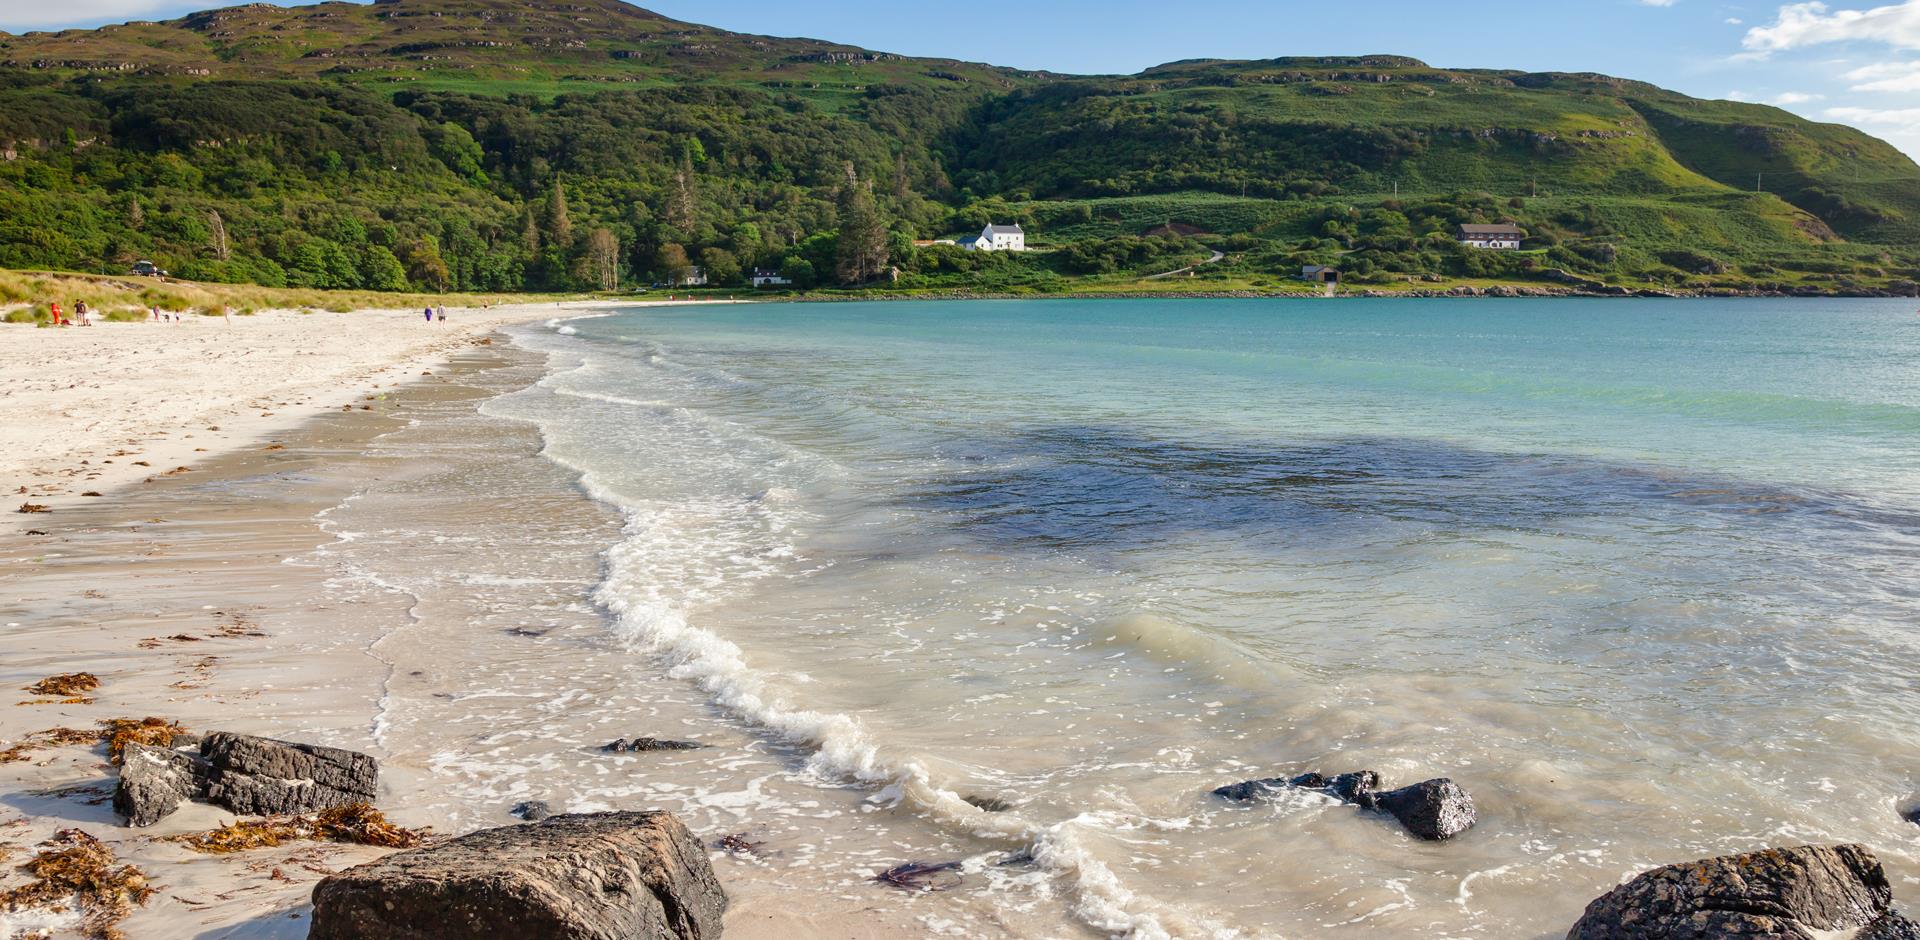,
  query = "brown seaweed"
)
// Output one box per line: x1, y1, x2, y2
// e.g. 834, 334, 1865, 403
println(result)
0, 829, 154, 940
174, 803, 425, 854
25, 673, 98, 697
714, 833, 767, 857
874, 860, 964, 892
100, 717, 185, 763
